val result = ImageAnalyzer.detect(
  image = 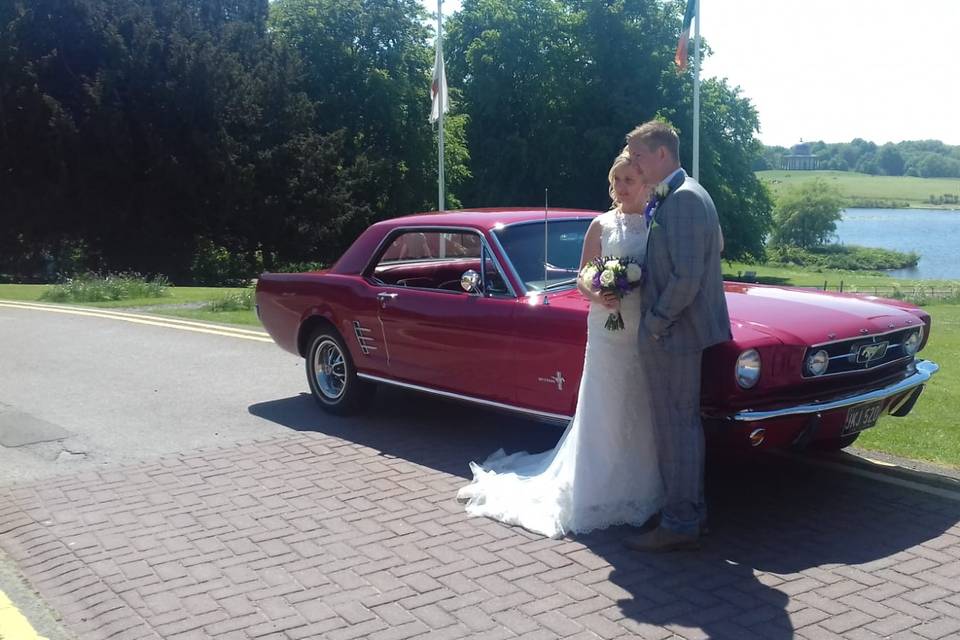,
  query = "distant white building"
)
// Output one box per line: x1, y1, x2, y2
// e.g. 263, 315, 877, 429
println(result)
781, 142, 820, 170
